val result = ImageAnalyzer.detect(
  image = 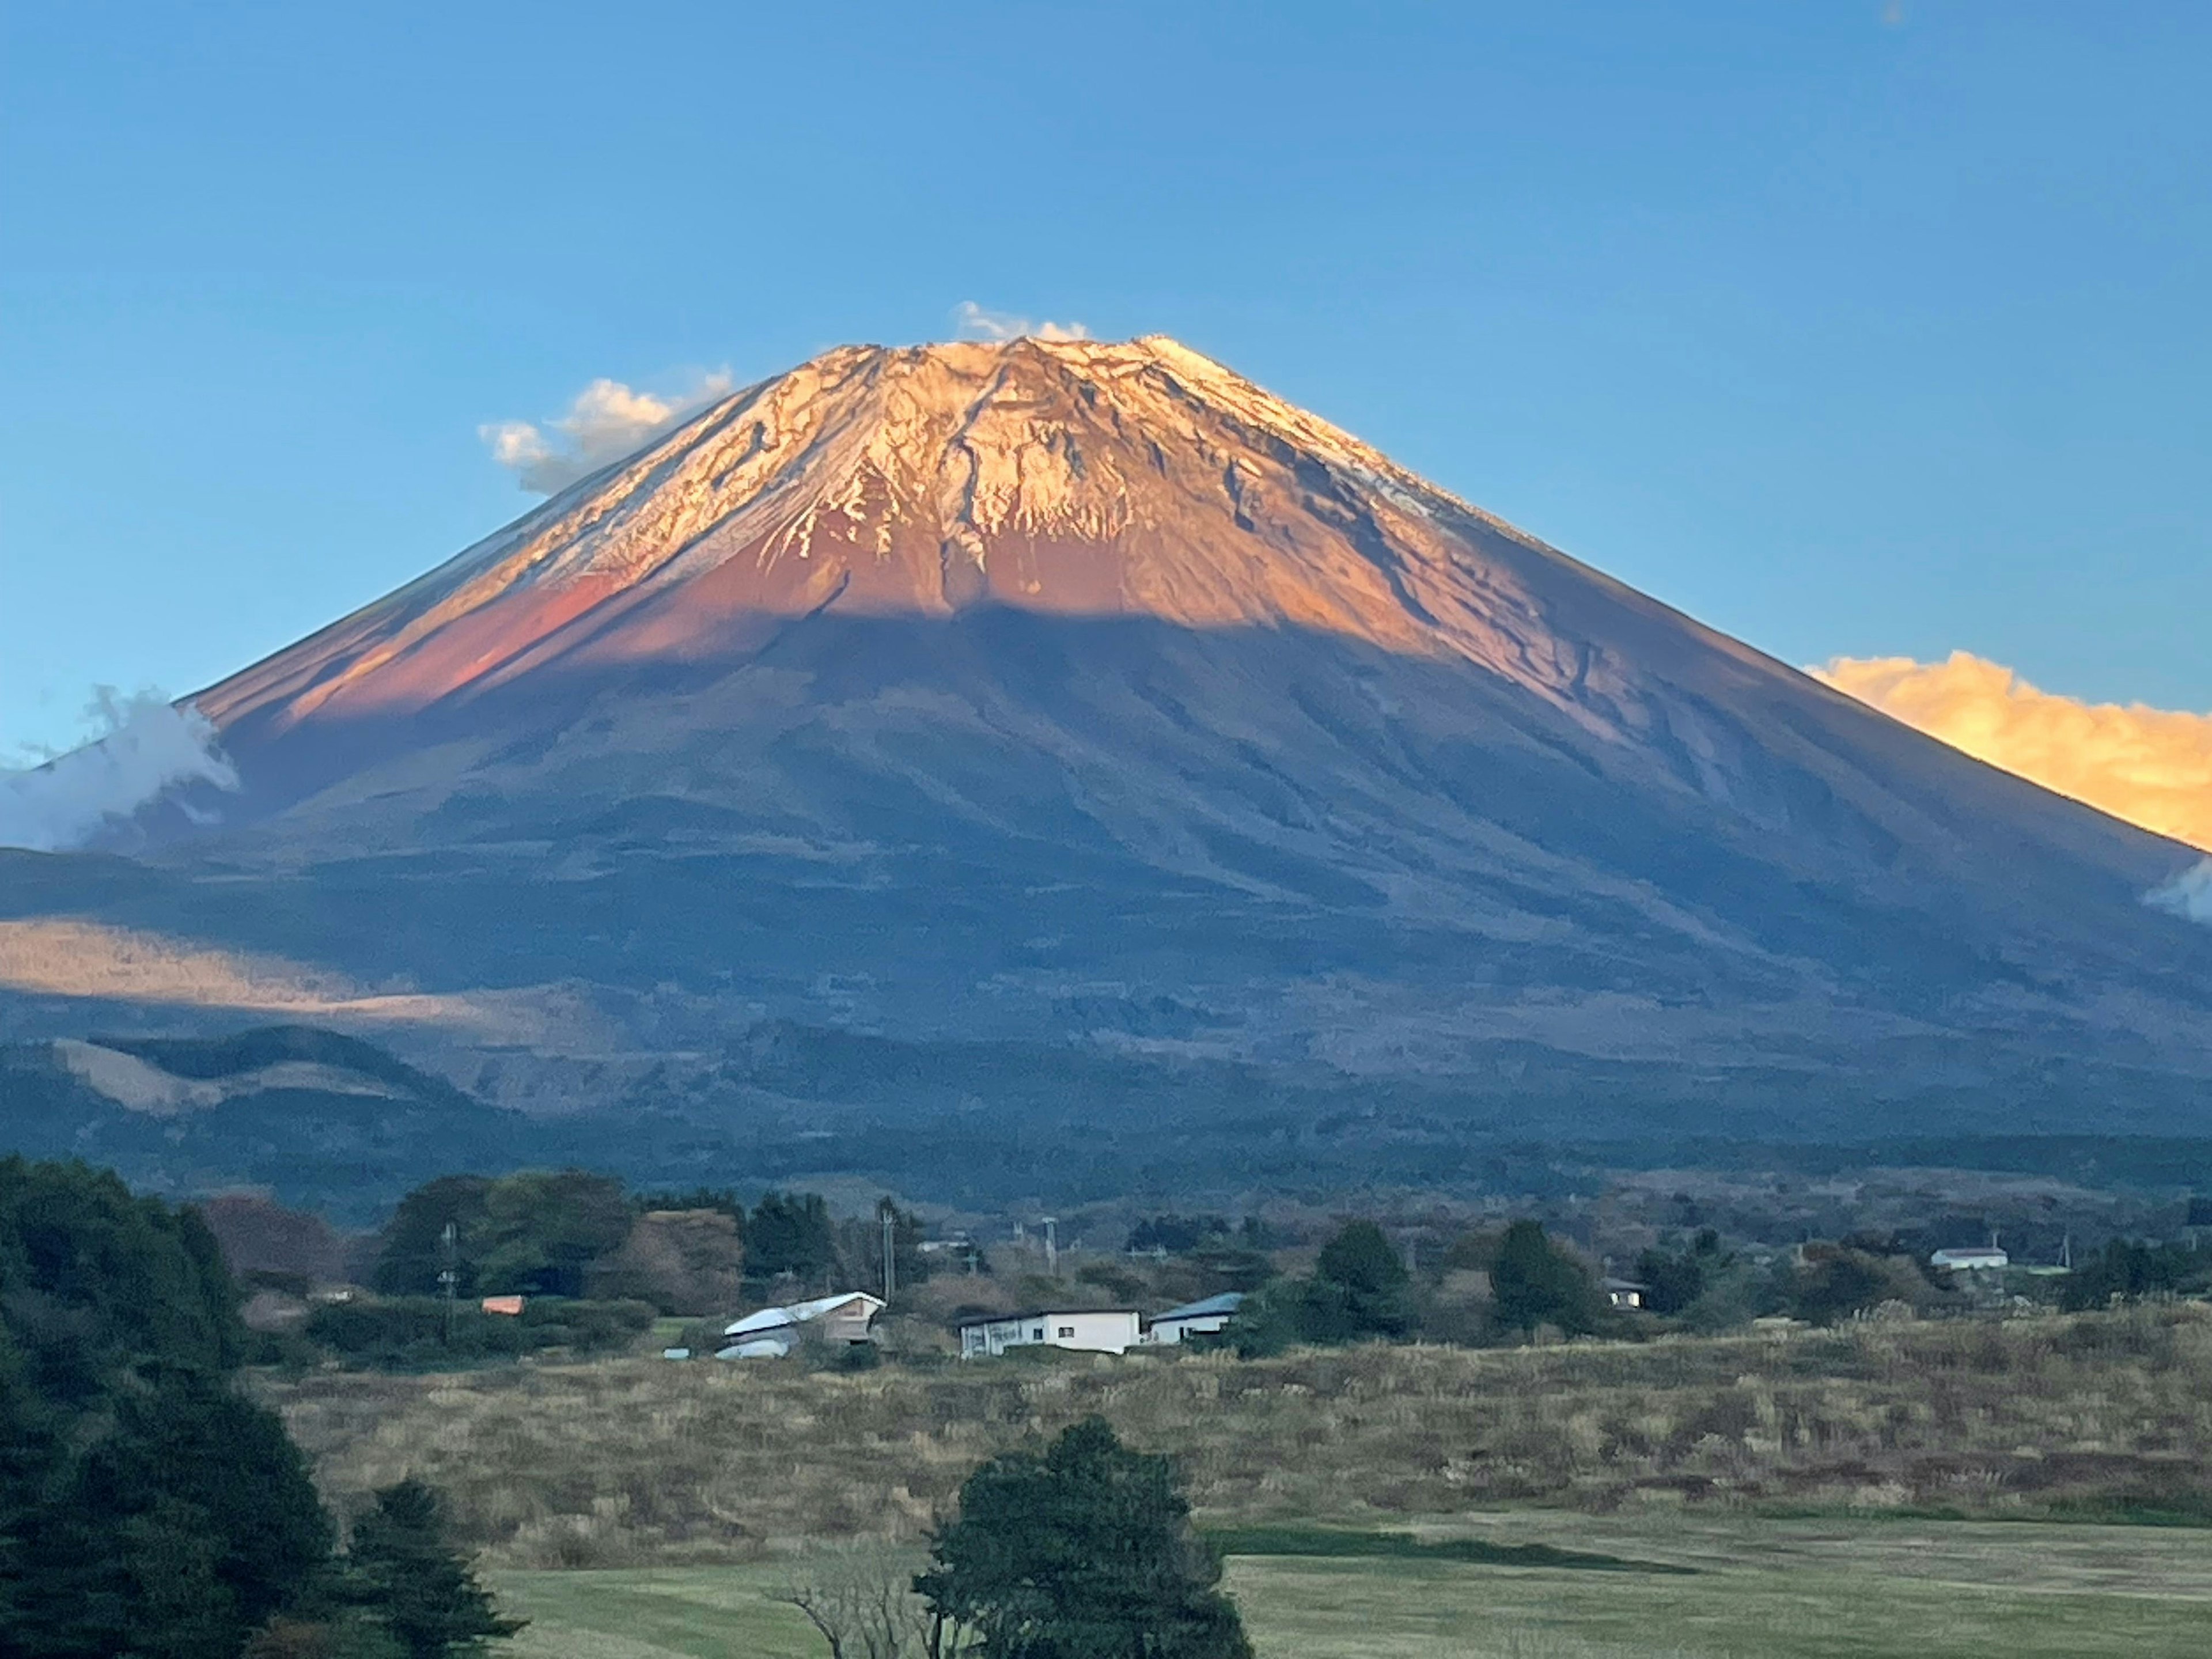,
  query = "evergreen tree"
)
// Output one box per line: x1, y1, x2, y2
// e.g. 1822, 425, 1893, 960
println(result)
747, 1190, 839, 1283
1312, 1221, 1411, 1338
342, 1480, 522, 1659
917, 1418, 1251, 1659
1489, 1219, 1605, 1337
0, 1159, 335, 1658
